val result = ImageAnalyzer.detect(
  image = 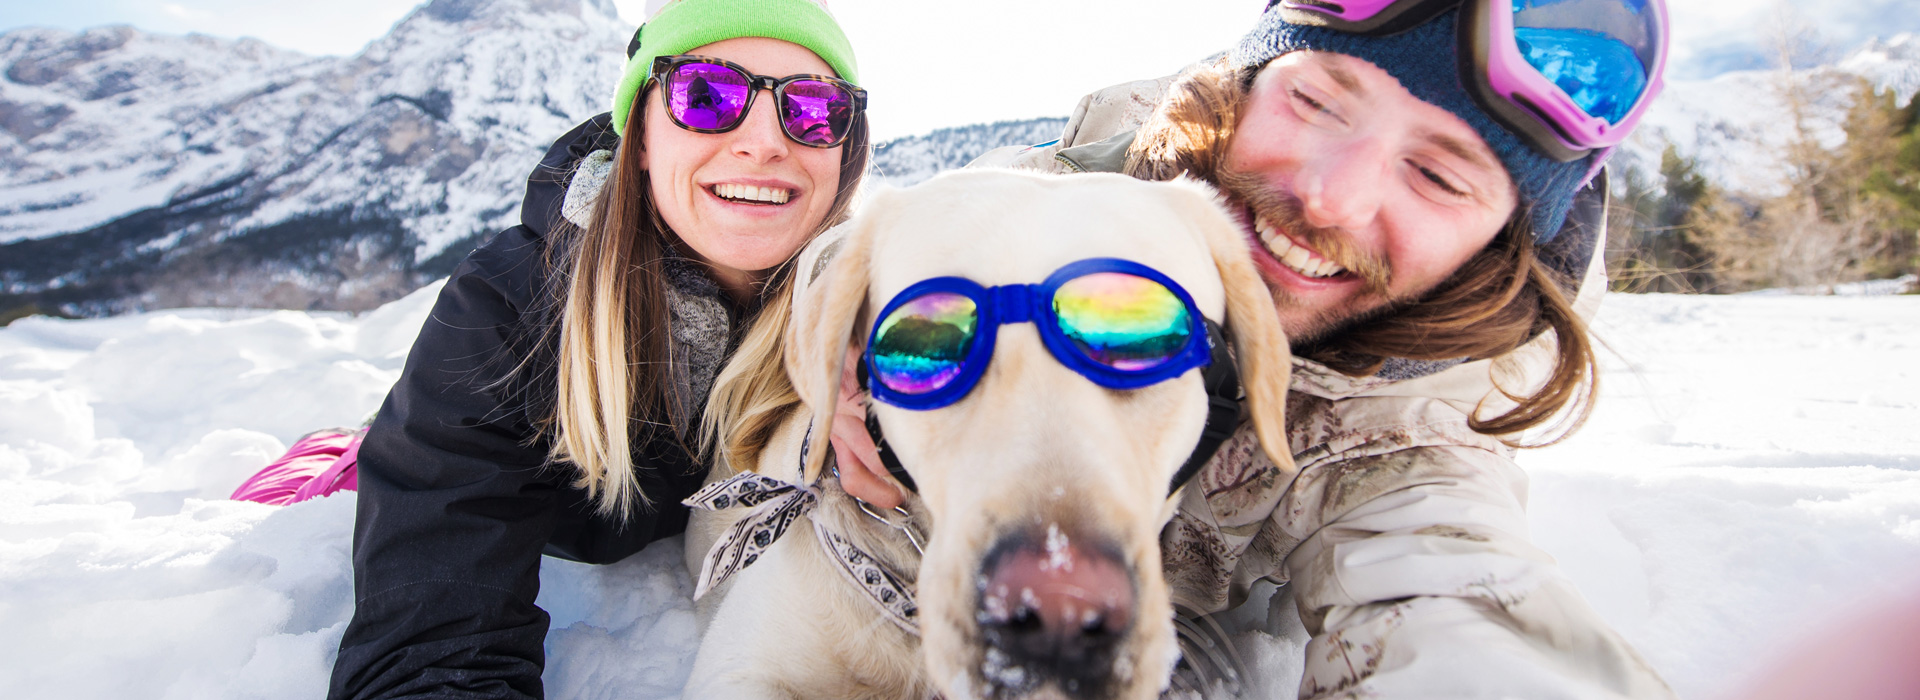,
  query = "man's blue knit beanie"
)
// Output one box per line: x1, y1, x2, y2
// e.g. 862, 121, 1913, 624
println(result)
1230, 7, 1592, 242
